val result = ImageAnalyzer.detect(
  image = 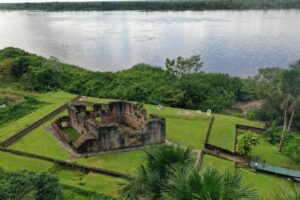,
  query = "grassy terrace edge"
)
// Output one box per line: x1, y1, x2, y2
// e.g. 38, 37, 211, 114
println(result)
0, 0, 299, 11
